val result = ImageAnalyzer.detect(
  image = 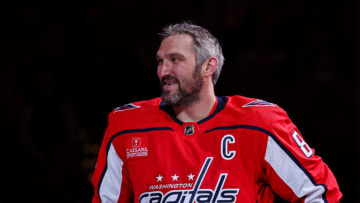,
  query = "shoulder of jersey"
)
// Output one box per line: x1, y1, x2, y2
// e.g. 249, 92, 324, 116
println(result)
104, 98, 162, 134
109, 97, 162, 122
233, 95, 277, 108
228, 95, 277, 108
228, 95, 286, 122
